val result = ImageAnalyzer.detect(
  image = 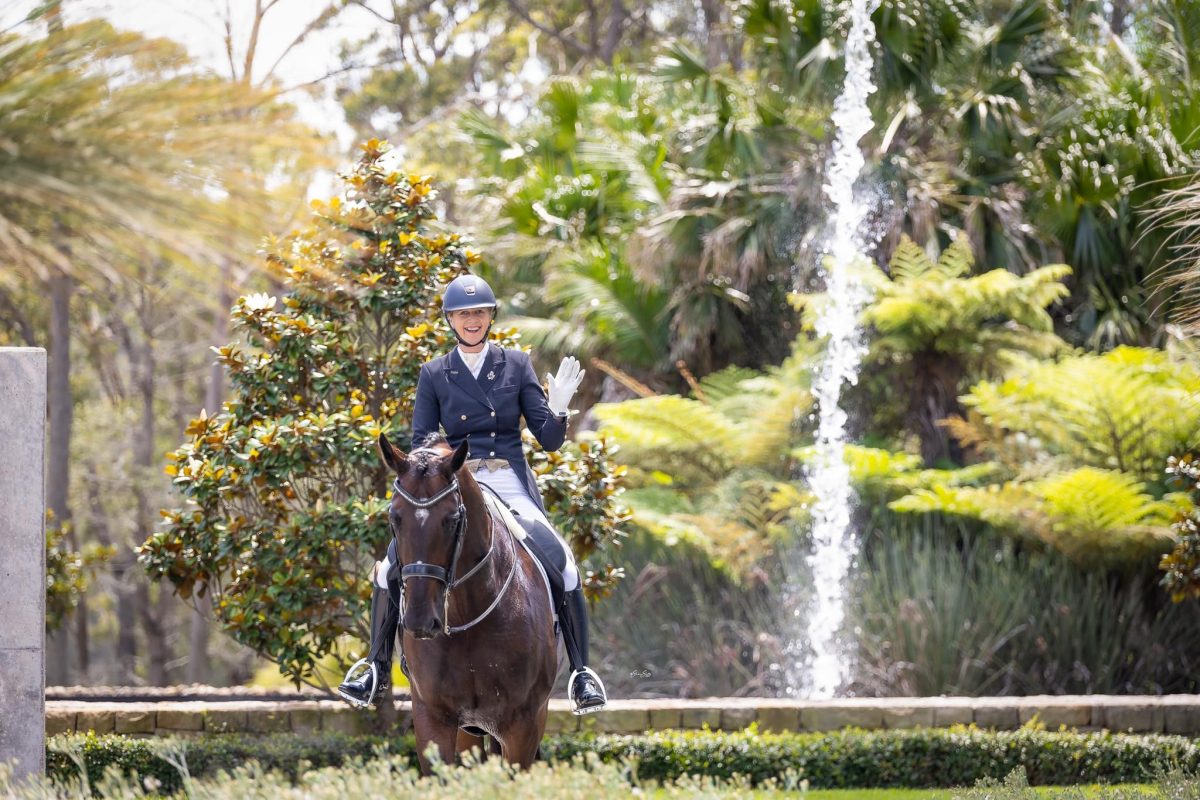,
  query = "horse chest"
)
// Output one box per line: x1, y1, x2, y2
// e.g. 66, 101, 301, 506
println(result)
409, 643, 515, 702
